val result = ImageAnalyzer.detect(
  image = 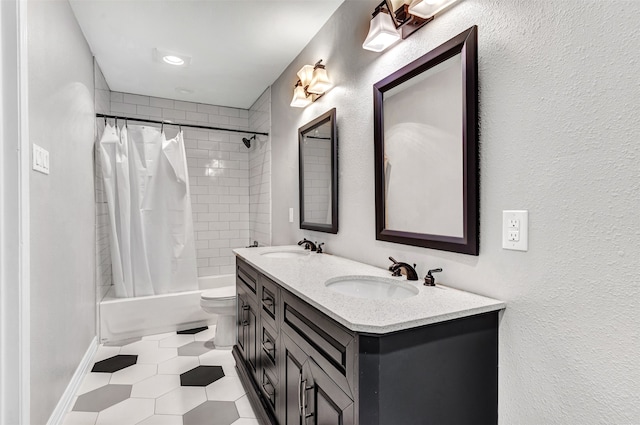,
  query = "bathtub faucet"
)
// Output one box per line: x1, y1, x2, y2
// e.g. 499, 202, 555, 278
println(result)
297, 238, 317, 251
246, 241, 259, 248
